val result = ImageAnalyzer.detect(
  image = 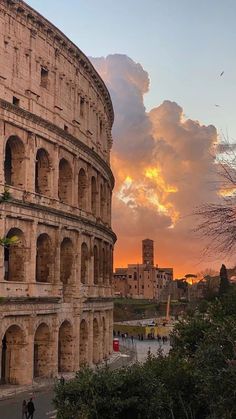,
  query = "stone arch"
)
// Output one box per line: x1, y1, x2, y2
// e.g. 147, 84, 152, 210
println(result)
79, 319, 88, 366
4, 228, 26, 282
78, 168, 87, 210
34, 323, 52, 378
35, 148, 51, 196
93, 318, 100, 365
81, 242, 89, 284
58, 321, 73, 373
4, 136, 25, 188
1, 324, 25, 384
36, 233, 53, 283
58, 158, 72, 204
93, 244, 99, 285
91, 176, 97, 216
